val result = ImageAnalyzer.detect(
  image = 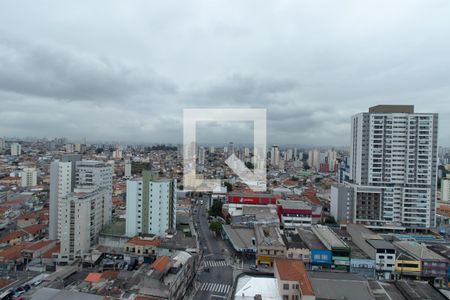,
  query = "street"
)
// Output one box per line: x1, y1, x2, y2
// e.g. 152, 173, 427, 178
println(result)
193, 200, 233, 300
